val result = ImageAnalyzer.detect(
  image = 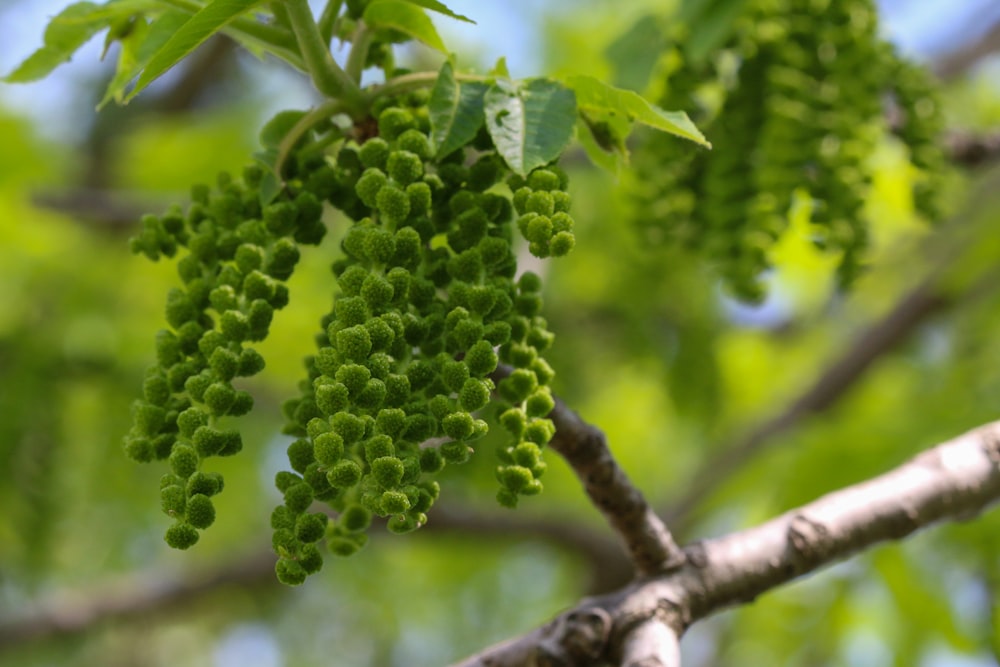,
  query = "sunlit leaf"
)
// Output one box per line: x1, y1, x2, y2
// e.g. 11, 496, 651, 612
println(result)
398, 0, 474, 23
363, 0, 447, 53
566, 74, 711, 147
